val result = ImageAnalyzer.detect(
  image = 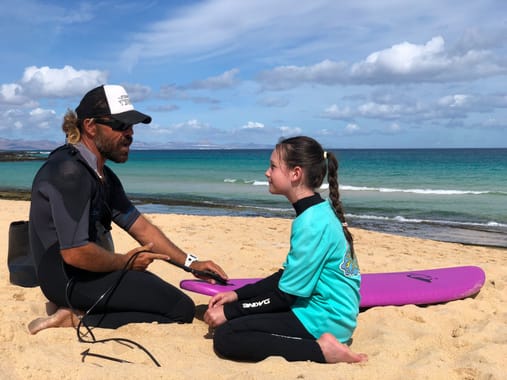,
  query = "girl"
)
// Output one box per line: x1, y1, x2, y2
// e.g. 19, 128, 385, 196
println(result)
204, 136, 367, 363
